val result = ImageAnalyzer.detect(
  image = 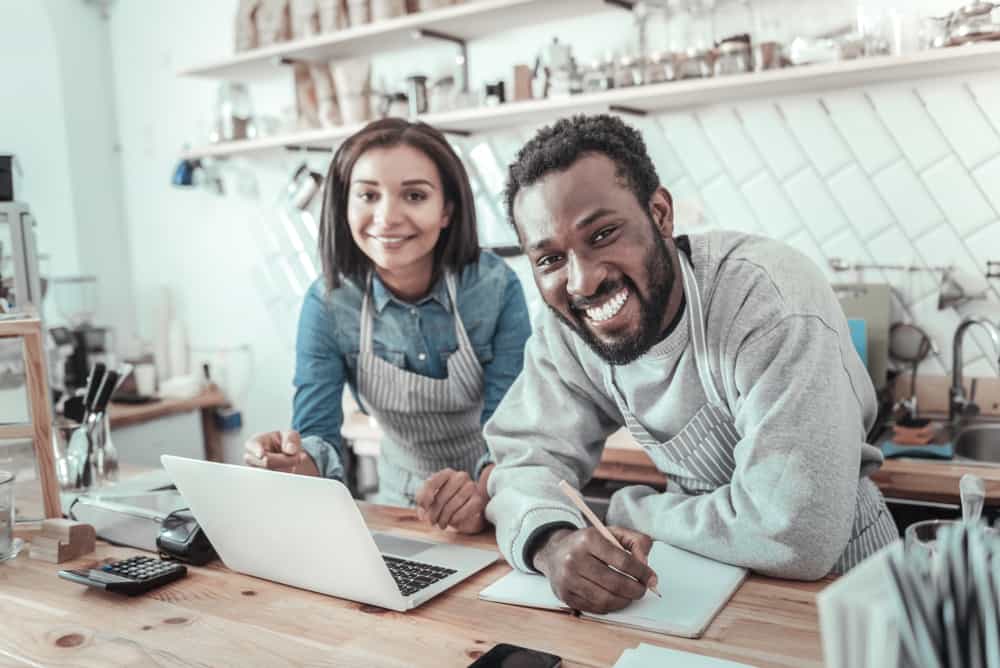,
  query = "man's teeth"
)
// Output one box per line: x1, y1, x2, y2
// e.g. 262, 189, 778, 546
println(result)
585, 289, 628, 322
